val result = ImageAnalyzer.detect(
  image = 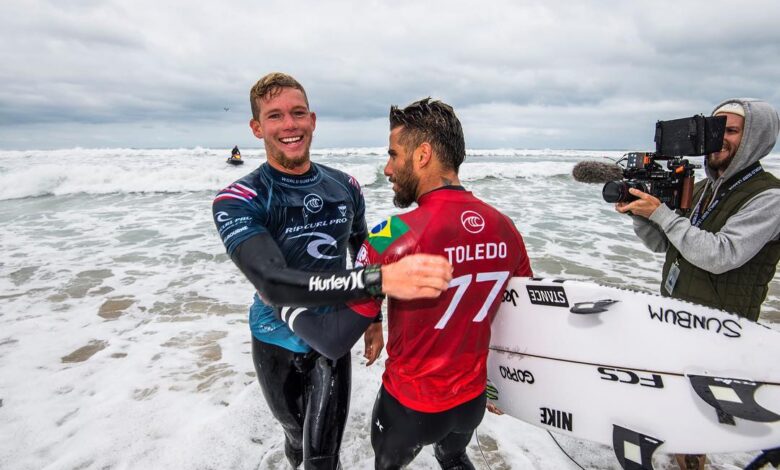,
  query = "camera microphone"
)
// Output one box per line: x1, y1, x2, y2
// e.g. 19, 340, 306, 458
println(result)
572, 160, 623, 184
